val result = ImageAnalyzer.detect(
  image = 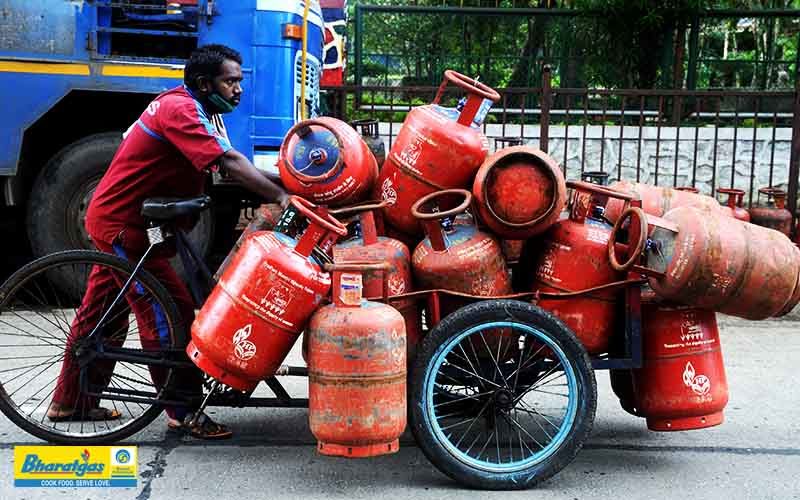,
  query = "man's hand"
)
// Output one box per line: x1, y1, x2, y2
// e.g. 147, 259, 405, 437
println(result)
219, 149, 289, 204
